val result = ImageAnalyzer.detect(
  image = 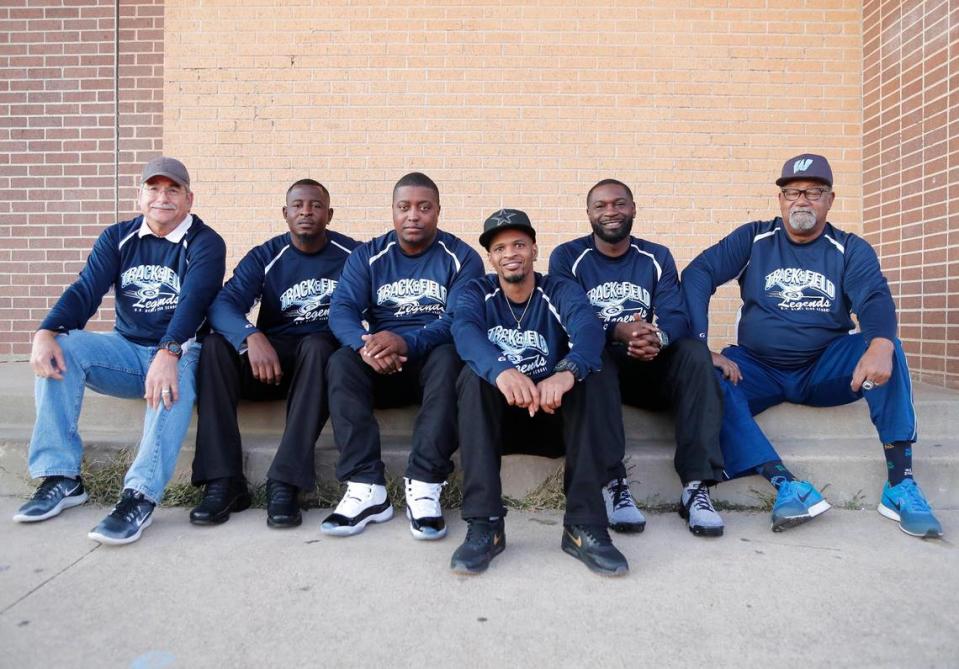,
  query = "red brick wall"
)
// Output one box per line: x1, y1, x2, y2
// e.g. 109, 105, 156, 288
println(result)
0, 0, 163, 359
862, 0, 959, 390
